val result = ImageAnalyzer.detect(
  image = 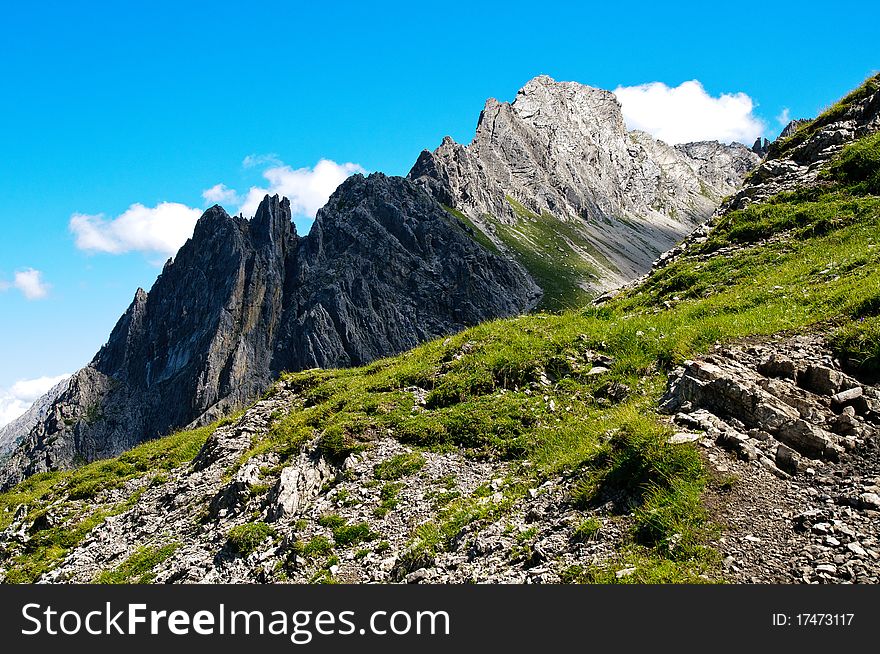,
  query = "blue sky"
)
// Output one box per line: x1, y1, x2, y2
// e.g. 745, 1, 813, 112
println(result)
0, 0, 876, 421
